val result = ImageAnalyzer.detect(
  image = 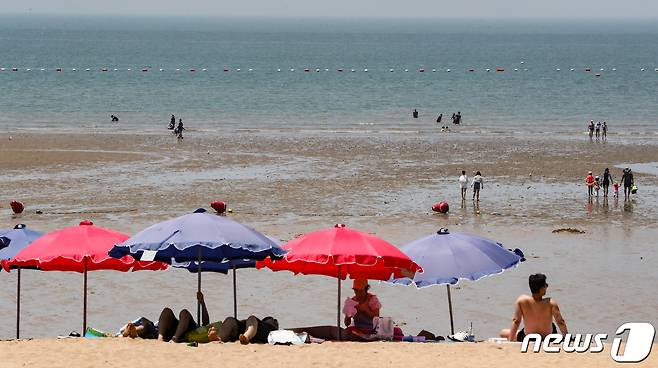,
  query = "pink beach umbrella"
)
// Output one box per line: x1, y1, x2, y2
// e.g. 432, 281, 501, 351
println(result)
258, 224, 421, 337
8, 220, 167, 335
